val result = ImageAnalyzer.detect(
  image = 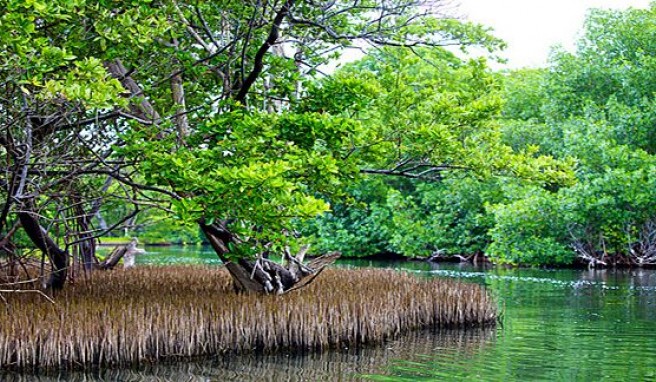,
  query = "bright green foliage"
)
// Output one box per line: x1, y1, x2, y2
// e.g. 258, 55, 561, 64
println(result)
300, 179, 391, 257
4, 0, 612, 268
540, 6, 656, 152
381, 188, 437, 257
0, 0, 170, 108
413, 177, 506, 256
1, 0, 517, 264
302, 48, 573, 259
138, 216, 203, 245
501, 69, 548, 122
102, 2, 510, 258
344, 49, 504, 170
311, 4, 656, 264
119, 108, 361, 251
340, 48, 574, 186
487, 188, 573, 265
378, 176, 507, 257
492, 4, 656, 265
297, 74, 382, 116
562, 150, 656, 251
